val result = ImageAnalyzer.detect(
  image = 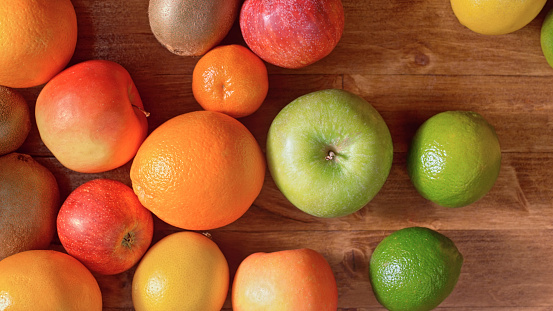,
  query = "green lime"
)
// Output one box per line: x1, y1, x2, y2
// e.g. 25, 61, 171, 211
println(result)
541, 8, 553, 68
407, 111, 501, 208
369, 227, 463, 311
